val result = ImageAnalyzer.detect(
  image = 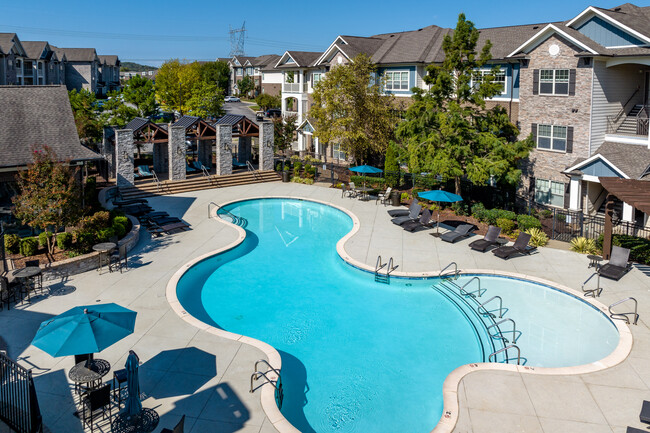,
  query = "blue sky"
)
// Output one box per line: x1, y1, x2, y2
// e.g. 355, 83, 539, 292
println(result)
2, 0, 647, 66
